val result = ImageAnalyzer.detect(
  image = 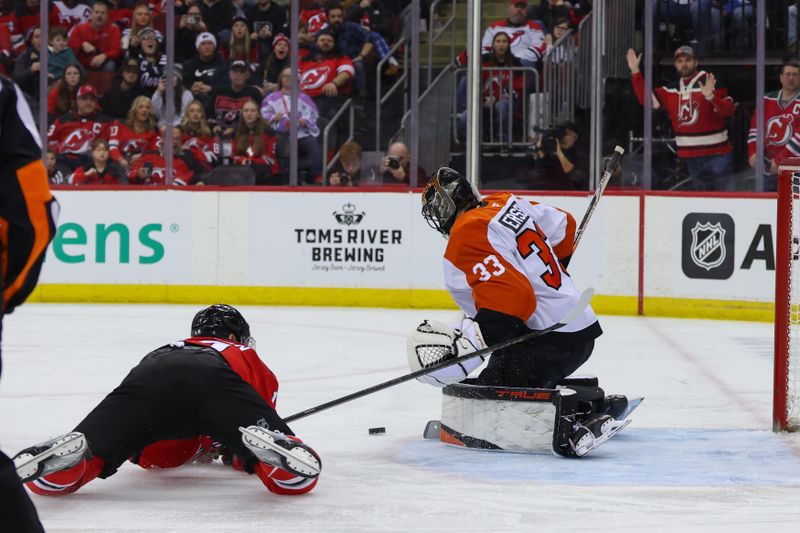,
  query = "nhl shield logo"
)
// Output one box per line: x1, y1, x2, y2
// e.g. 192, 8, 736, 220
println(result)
682, 213, 735, 280
333, 203, 365, 225
690, 222, 726, 270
